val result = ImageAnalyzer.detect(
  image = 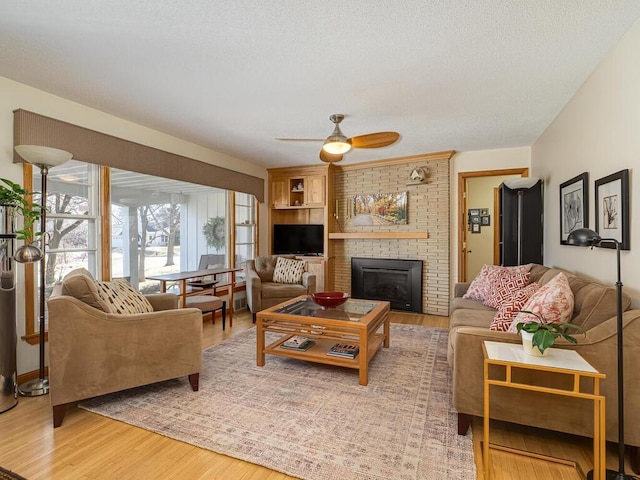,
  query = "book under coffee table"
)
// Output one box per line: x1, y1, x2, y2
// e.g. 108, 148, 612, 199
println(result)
256, 295, 390, 386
